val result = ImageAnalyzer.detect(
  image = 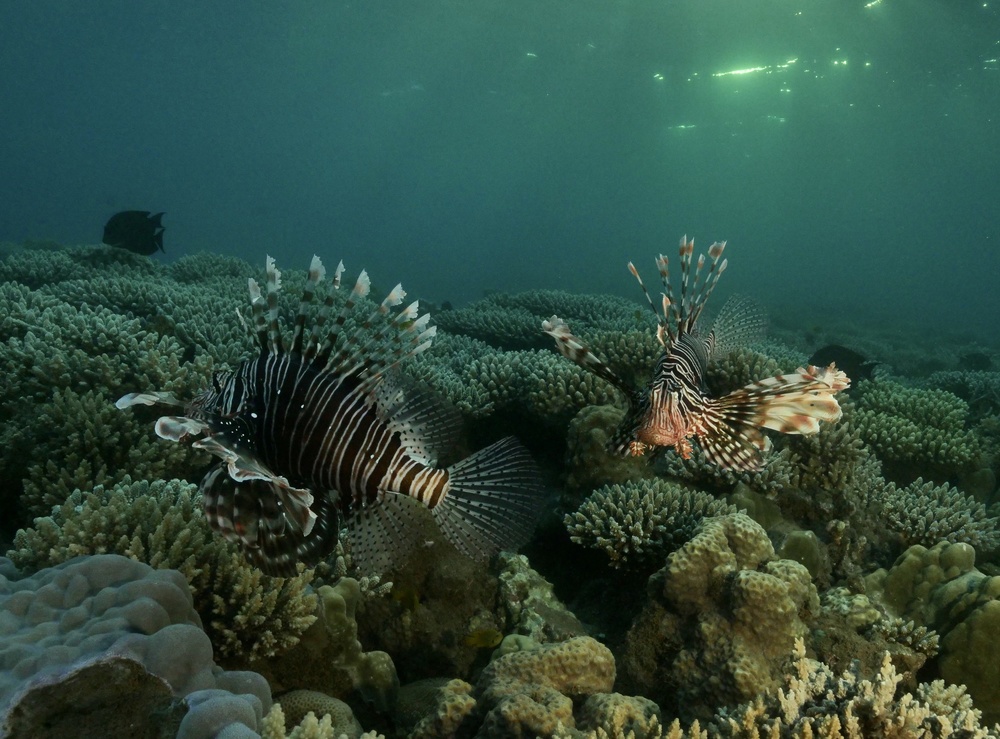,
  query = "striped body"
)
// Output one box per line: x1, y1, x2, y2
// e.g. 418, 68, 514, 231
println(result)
119, 255, 545, 576
191, 353, 449, 516
544, 236, 850, 471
